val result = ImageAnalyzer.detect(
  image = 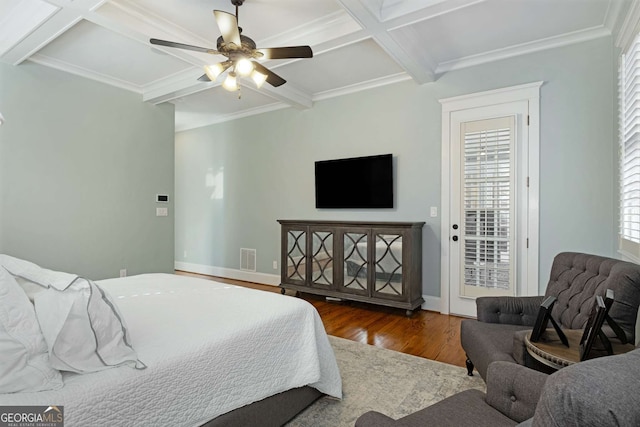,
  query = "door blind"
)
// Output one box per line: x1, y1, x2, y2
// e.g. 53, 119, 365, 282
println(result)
620, 33, 640, 260
462, 117, 515, 291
